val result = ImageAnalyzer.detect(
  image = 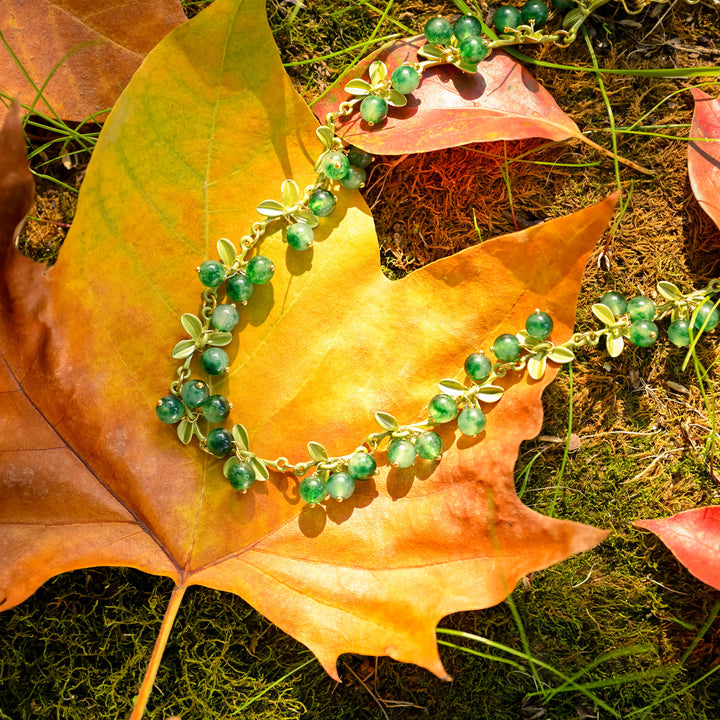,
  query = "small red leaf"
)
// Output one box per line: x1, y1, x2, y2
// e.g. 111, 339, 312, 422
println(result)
688, 88, 720, 231
636, 506, 720, 591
